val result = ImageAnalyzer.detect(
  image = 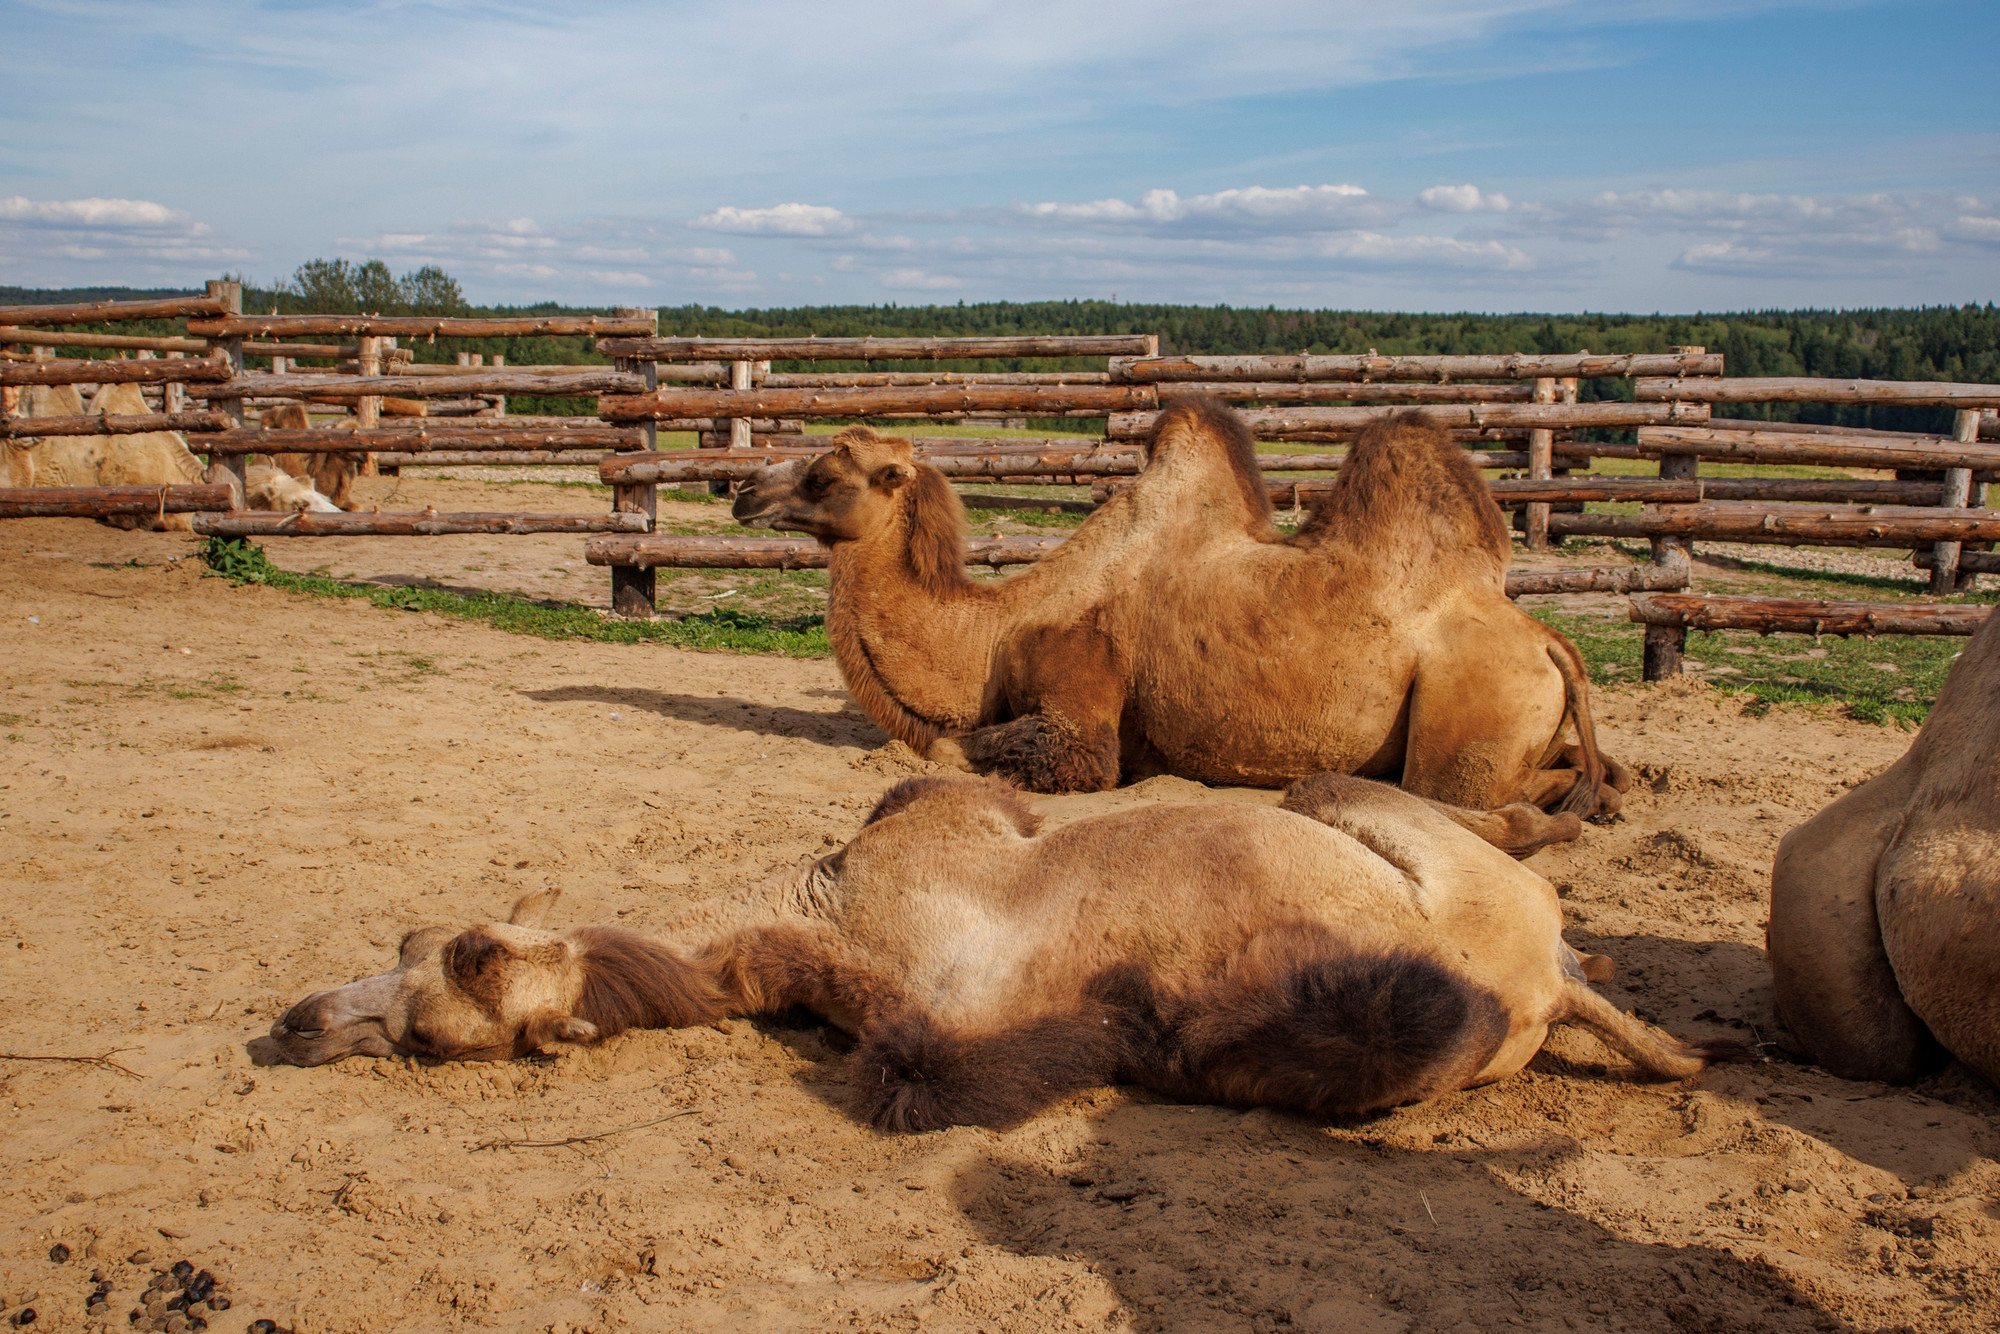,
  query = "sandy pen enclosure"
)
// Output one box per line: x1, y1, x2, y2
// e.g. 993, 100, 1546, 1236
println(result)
1, 510, 1998, 1334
